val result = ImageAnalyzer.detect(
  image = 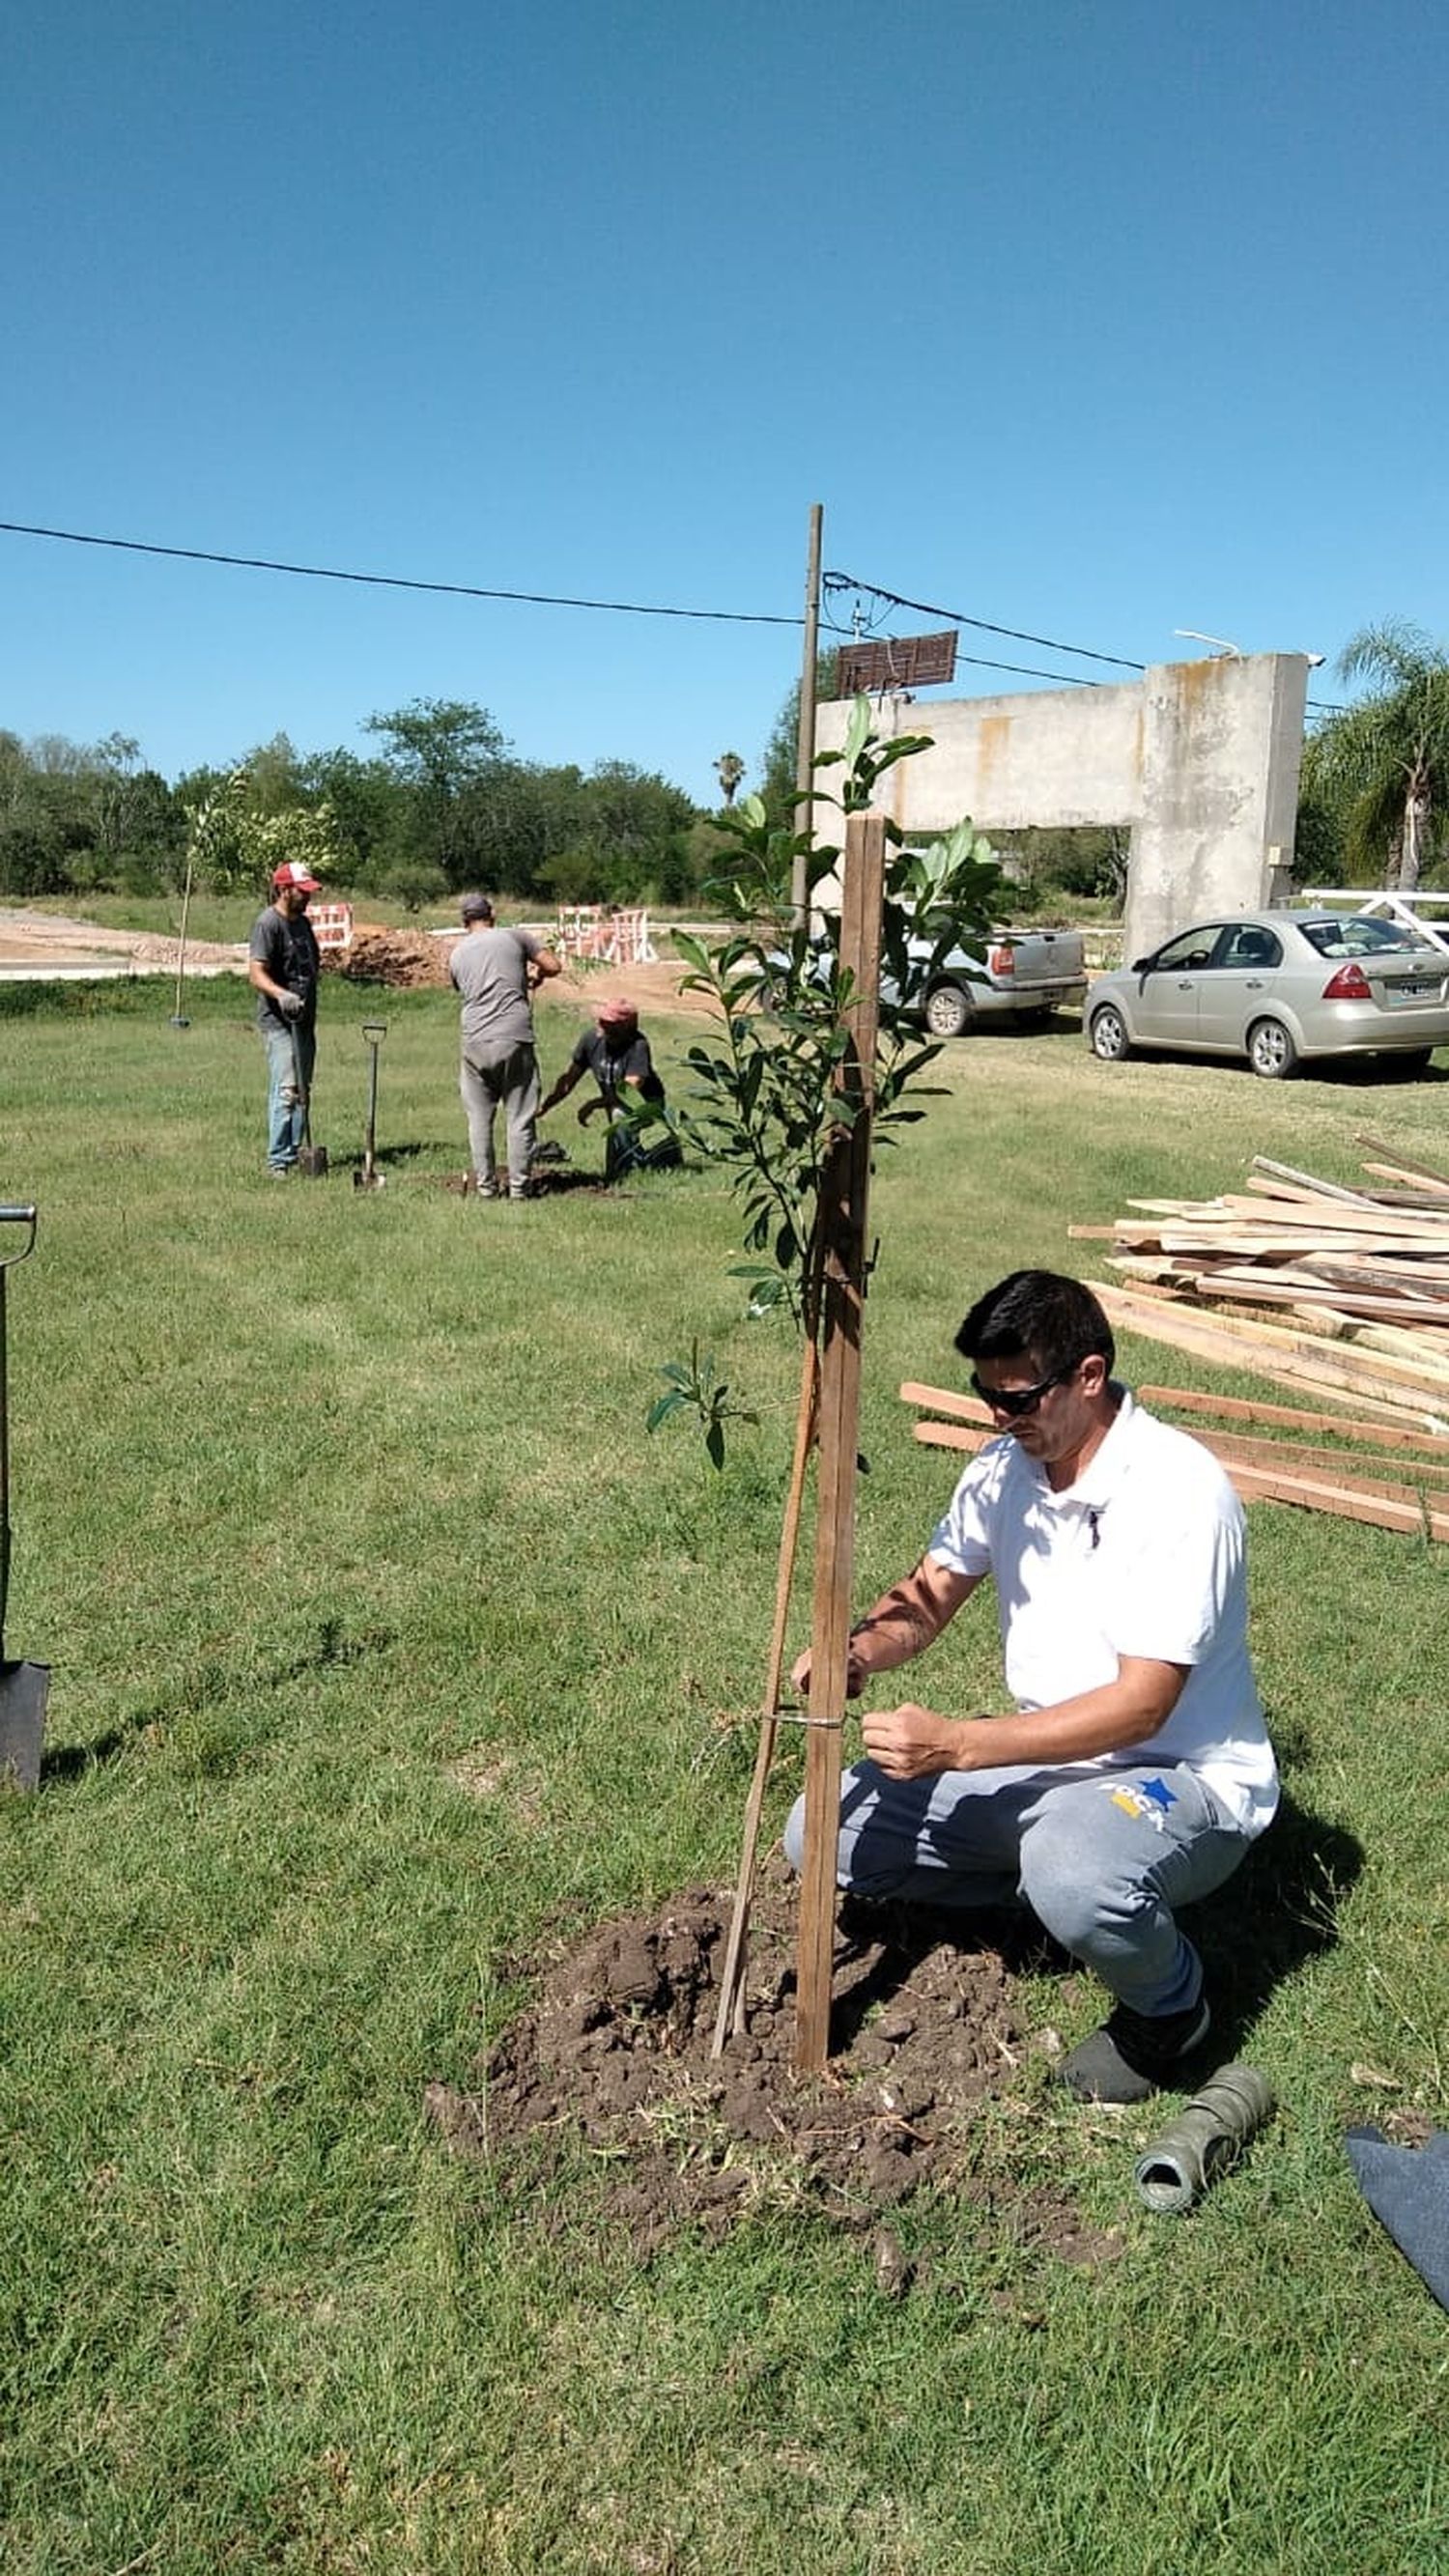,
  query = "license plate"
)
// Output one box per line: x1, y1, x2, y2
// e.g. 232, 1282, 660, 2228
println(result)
1384, 981, 1440, 1005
